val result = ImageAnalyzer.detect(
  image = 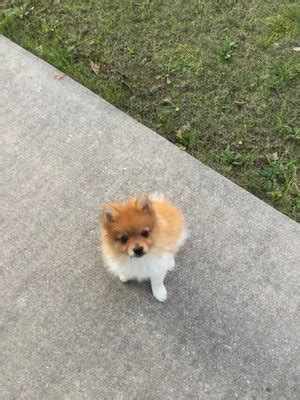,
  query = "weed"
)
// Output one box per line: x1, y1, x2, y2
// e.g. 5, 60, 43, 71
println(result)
162, 98, 180, 114
260, 162, 281, 182
220, 146, 255, 171
0, 5, 25, 29
260, 155, 299, 213
176, 131, 196, 151
218, 40, 237, 62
